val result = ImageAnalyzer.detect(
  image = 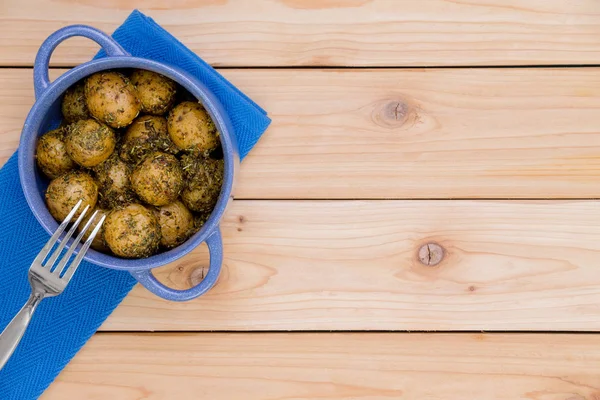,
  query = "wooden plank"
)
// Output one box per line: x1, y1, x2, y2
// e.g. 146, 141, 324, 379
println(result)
3, 1, 600, 67
96, 200, 600, 332
3, 68, 600, 199
42, 332, 600, 399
